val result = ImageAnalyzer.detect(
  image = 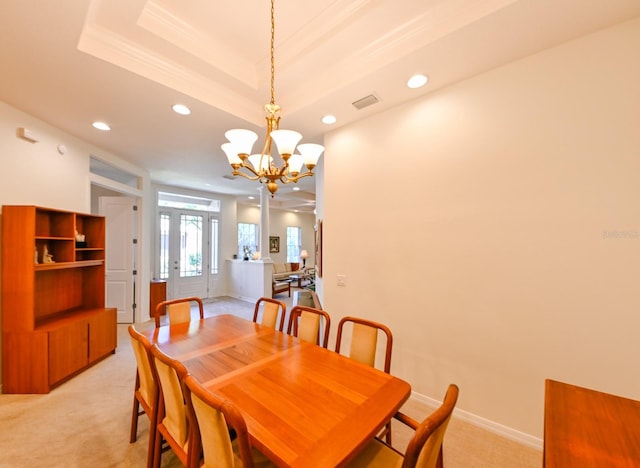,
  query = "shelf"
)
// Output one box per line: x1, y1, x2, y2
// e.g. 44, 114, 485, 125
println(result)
35, 260, 103, 271
2, 205, 114, 393
35, 307, 109, 331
